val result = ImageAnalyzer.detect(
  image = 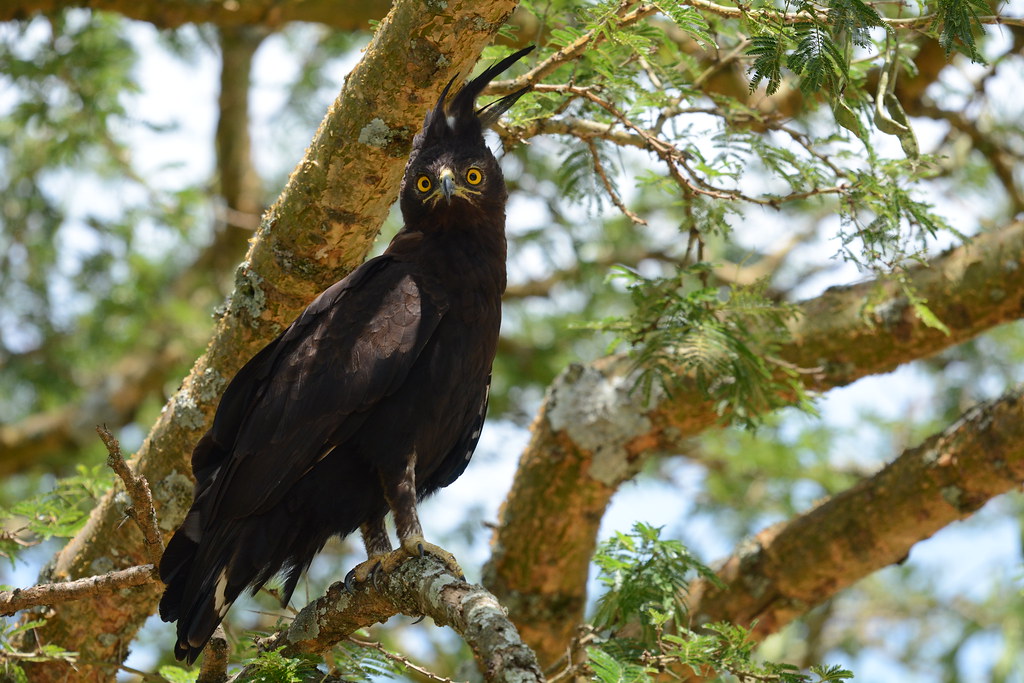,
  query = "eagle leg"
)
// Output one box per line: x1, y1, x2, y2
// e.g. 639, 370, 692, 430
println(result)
344, 517, 392, 592
387, 455, 466, 581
